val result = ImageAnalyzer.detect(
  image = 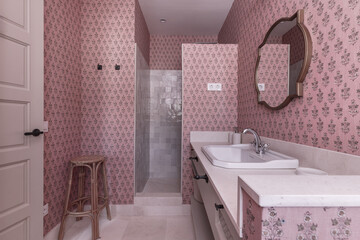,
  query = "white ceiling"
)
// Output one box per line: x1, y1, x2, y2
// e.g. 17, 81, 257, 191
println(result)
138, 0, 234, 35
